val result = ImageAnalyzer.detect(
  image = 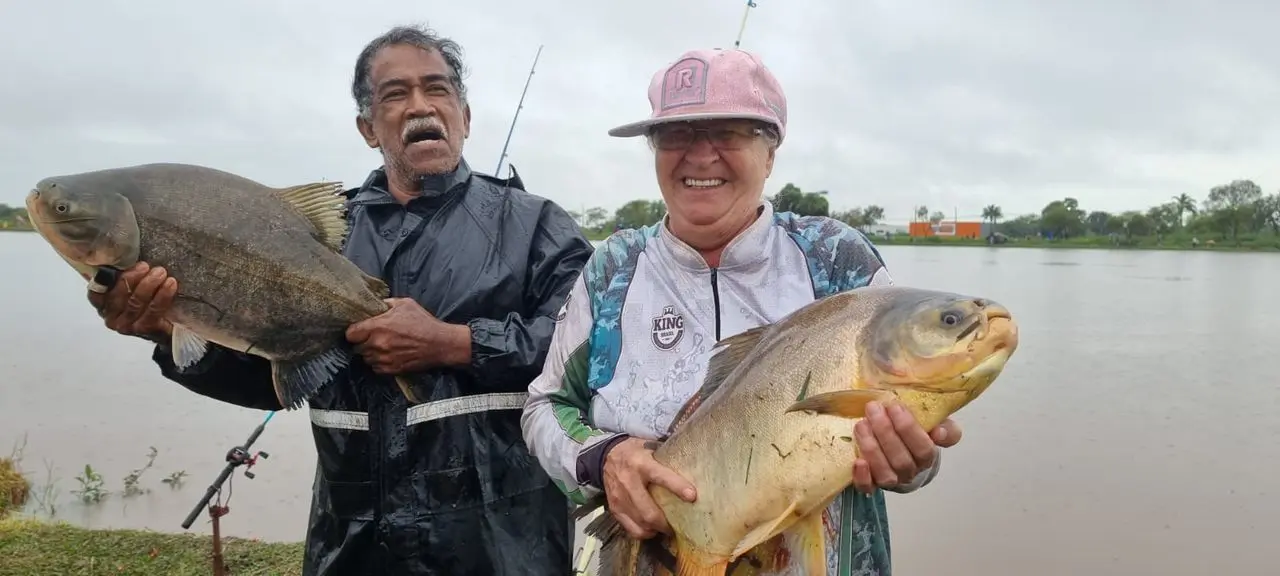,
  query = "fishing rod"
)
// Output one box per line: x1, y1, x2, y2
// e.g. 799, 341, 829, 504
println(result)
733, 0, 758, 48
494, 44, 545, 178
181, 410, 275, 576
